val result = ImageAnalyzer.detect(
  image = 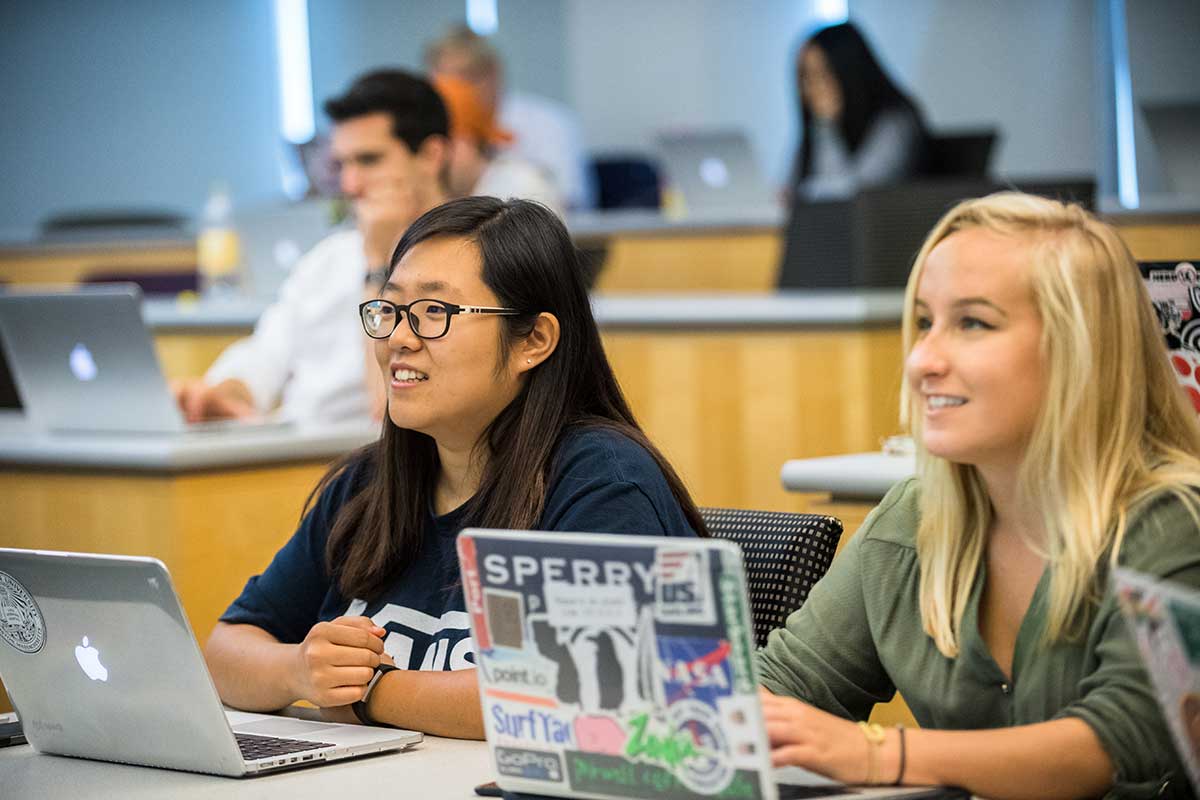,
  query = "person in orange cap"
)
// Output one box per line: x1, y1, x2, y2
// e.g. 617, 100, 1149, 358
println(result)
432, 74, 564, 217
